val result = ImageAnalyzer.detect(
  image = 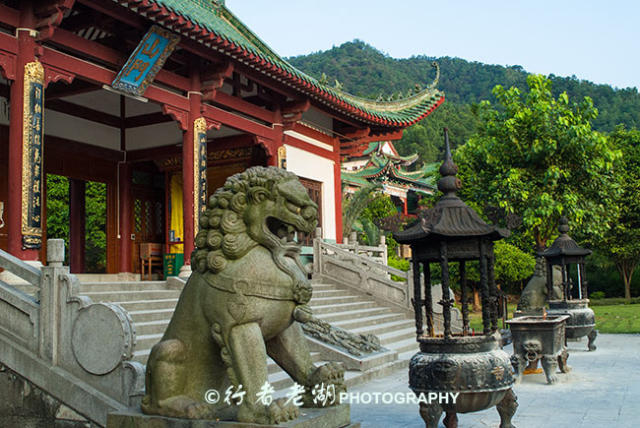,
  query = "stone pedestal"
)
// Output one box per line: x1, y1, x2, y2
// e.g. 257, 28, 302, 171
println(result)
107, 404, 358, 428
